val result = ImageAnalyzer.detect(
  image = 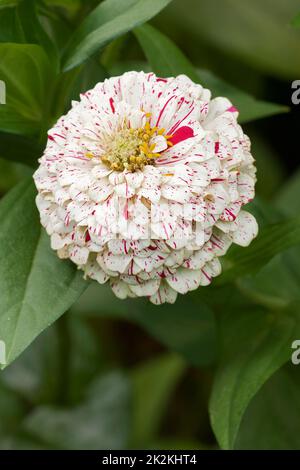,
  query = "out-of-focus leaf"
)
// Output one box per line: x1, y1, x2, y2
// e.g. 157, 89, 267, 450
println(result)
1, 327, 60, 404
209, 306, 300, 449
248, 131, 286, 199
134, 23, 199, 80
0, 157, 31, 192
0, 43, 54, 137
238, 169, 300, 310
0, 435, 45, 450
62, 0, 173, 71
235, 364, 300, 450
170, 0, 300, 80
238, 247, 300, 311
24, 372, 131, 449
16, 0, 58, 66
67, 315, 104, 404
0, 381, 25, 435
132, 297, 217, 367
0, 178, 87, 368
0, 132, 42, 167
275, 169, 300, 217
0, 0, 18, 7
131, 354, 185, 447
135, 24, 288, 123
1, 314, 102, 406
217, 215, 300, 285
0, 7, 23, 42
52, 59, 107, 121
292, 11, 300, 27
72, 283, 217, 367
